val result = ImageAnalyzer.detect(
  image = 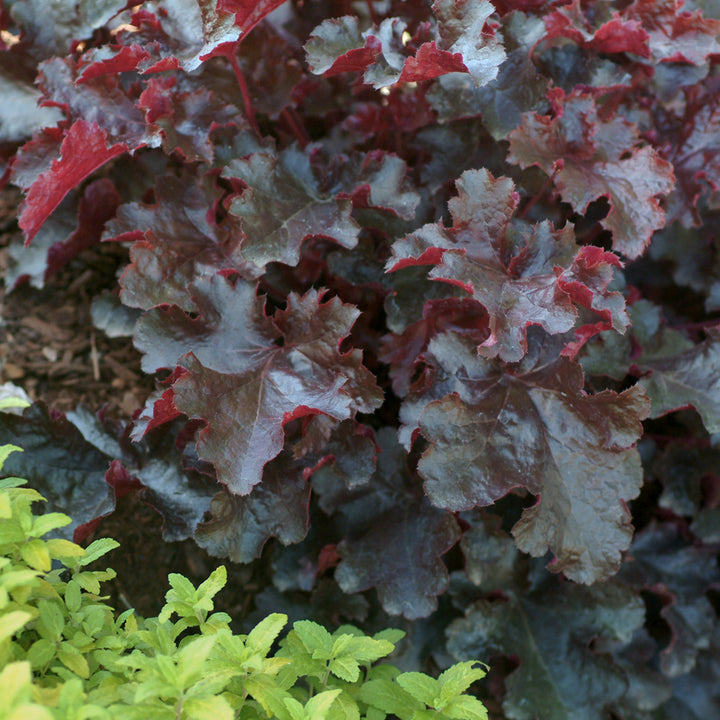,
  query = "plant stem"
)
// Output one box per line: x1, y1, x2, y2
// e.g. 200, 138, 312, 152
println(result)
228, 55, 260, 134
